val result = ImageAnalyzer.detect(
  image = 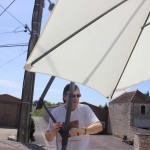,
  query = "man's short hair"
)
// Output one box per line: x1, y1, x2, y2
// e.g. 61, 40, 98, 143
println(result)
63, 84, 80, 103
